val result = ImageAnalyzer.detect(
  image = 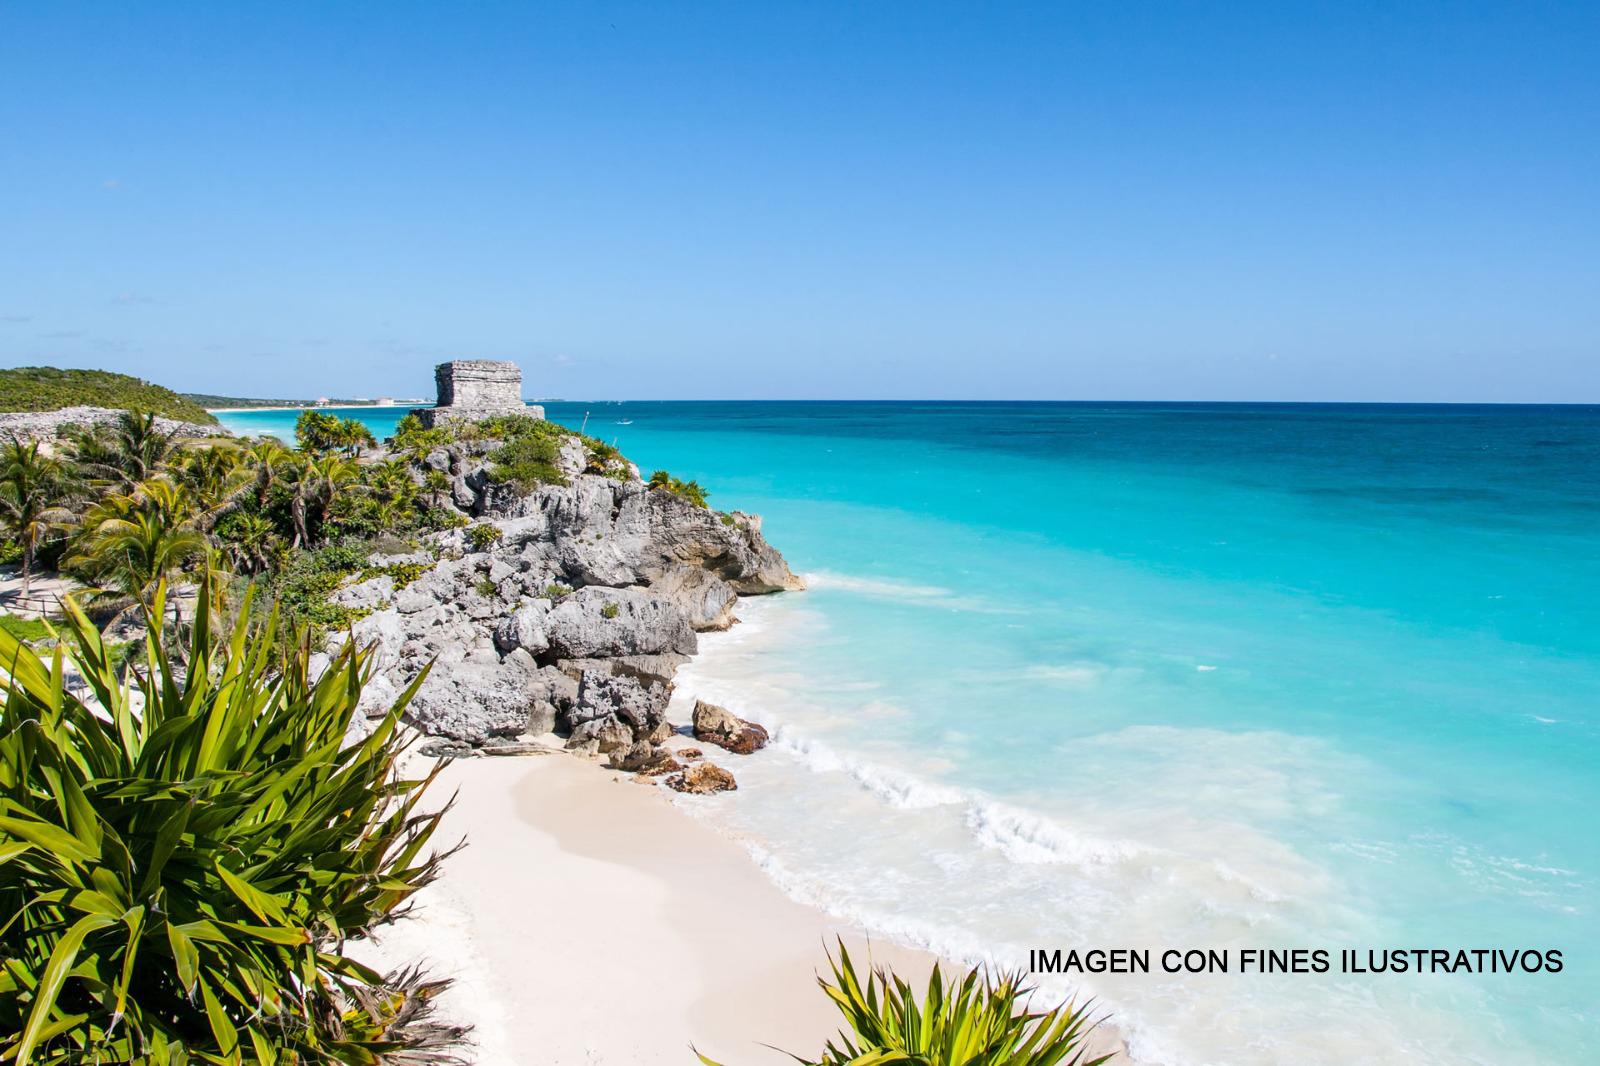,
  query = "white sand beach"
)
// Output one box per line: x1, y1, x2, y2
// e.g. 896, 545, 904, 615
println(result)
359, 753, 1131, 1065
